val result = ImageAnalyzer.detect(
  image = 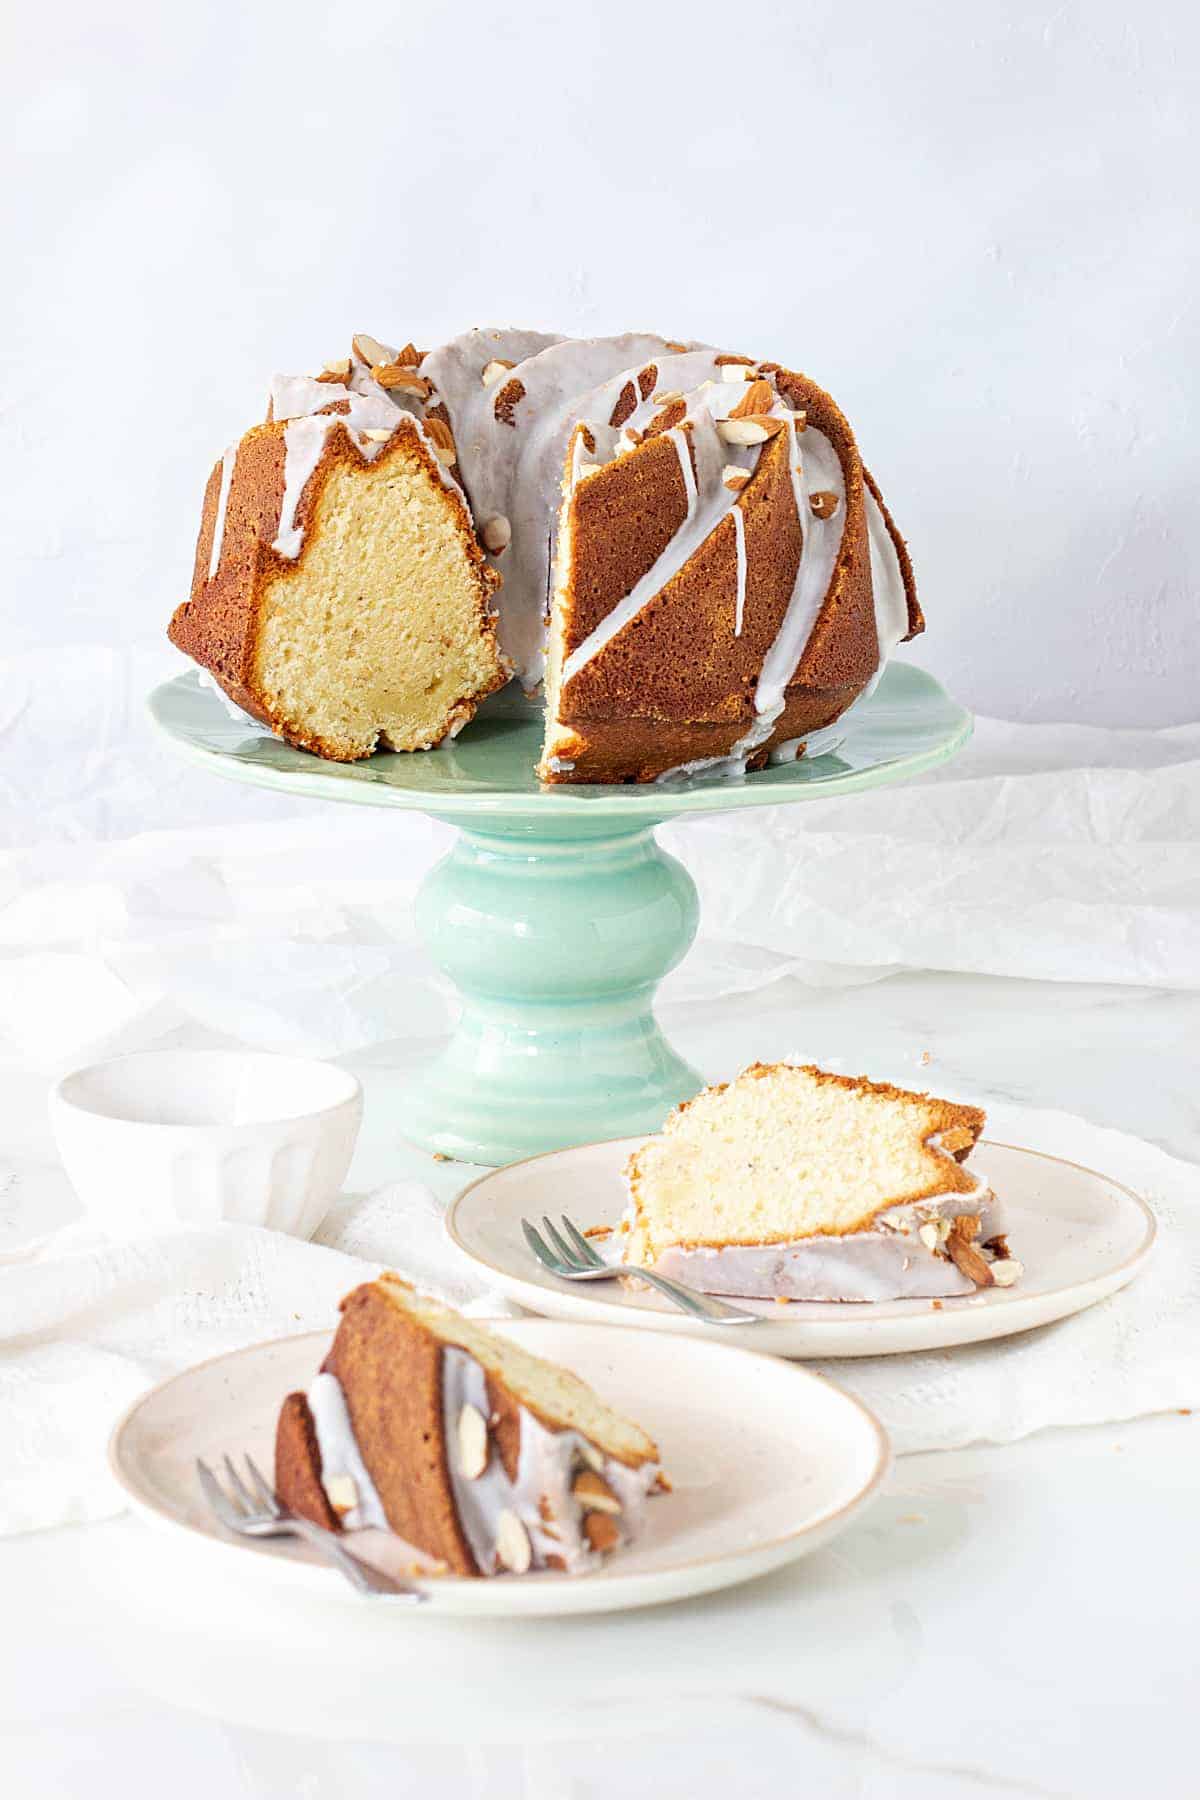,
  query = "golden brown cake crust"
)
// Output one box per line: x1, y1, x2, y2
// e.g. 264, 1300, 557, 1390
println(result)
169, 417, 505, 762
275, 1391, 342, 1533
322, 1282, 481, 1575
272, 1285, 481, 1574
542, 364, 922, 783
